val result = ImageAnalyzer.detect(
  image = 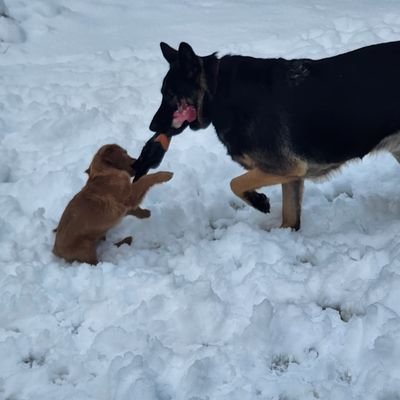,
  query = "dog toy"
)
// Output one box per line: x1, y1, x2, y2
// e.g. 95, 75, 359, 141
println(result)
133, 133, 171, 181
154, 133, 171, 151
